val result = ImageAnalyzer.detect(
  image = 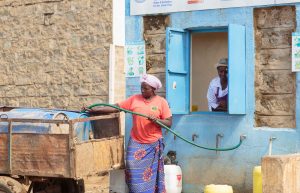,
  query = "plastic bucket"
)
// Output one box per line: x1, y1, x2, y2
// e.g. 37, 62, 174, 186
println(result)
204, 184, 233, 193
